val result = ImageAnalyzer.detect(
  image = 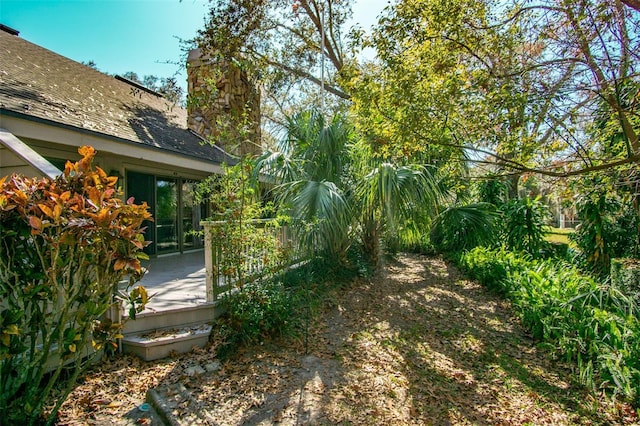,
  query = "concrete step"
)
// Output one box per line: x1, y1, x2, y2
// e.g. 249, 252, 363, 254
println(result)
120, 301, 227, 361
122, 302, 219, 335
122, 323, 212, 361
148, 382, 218, 425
